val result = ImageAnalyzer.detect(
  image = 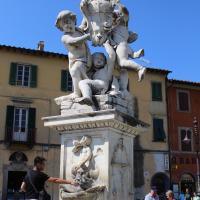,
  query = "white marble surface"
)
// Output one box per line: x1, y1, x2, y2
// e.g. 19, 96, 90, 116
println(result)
43, 109, 146, 200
